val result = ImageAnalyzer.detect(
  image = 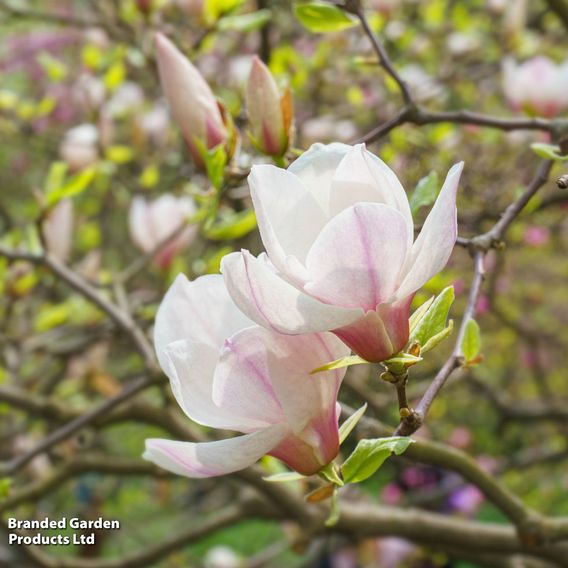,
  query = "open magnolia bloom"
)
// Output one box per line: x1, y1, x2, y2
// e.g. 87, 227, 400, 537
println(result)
222, 143, 463, 362
143, 274, 350, 478
502, 57, 568, 117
